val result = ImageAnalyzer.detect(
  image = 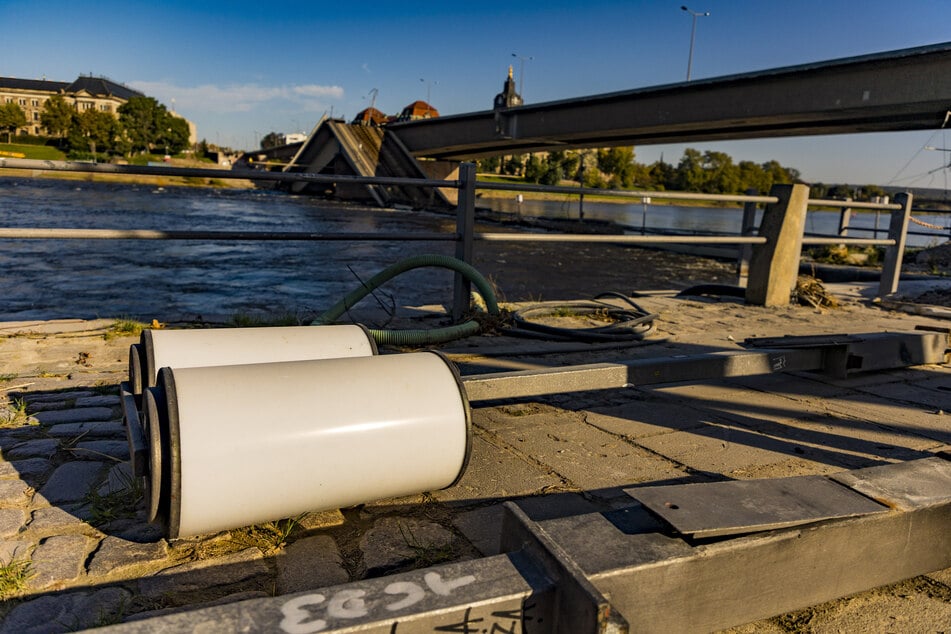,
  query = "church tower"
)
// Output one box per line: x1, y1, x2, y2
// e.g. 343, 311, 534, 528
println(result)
494, 66, 523, 109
